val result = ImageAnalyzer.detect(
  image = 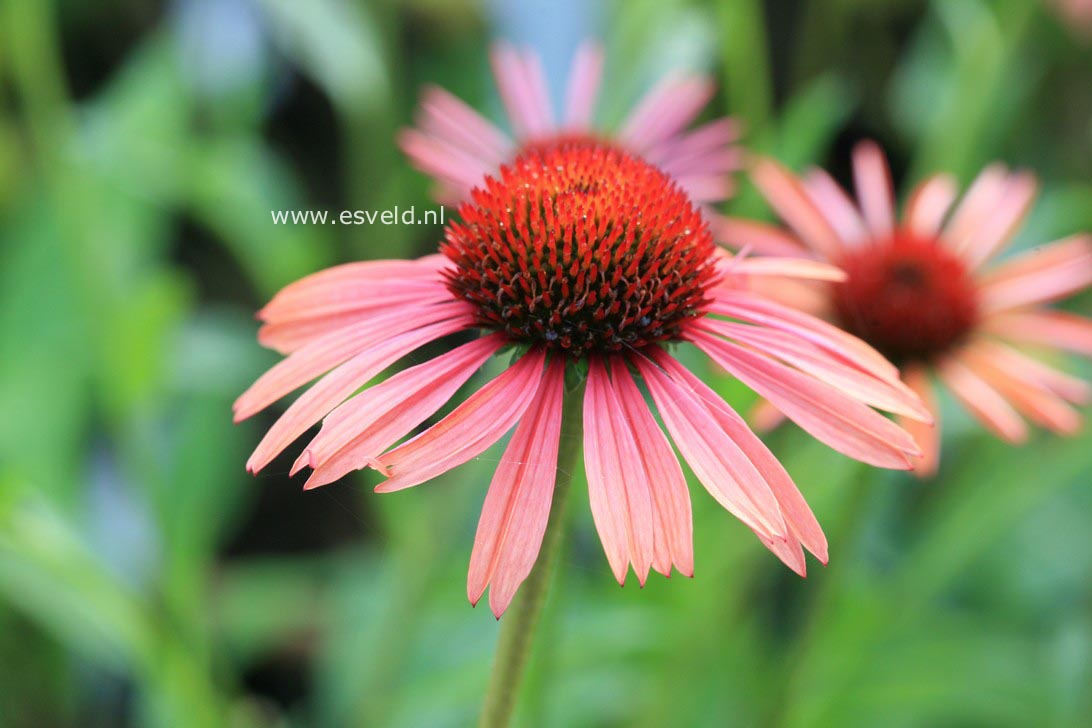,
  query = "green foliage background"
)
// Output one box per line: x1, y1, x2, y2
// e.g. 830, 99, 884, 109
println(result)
0, 0, 1089, 726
